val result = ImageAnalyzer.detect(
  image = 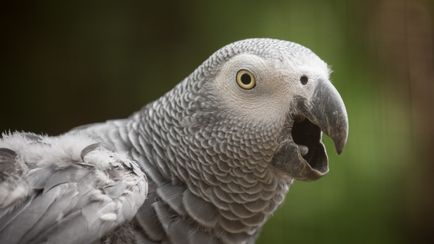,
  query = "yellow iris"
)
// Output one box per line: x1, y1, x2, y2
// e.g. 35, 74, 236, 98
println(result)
236, 69, 256, 90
